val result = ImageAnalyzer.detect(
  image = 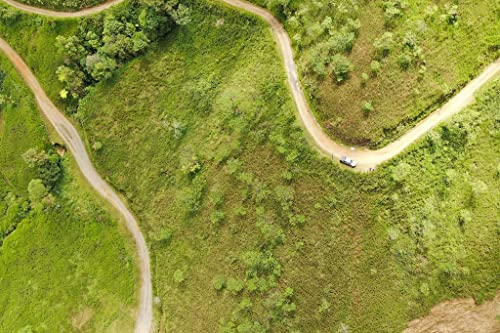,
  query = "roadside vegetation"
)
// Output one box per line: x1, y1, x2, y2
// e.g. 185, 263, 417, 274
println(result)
251, 0, 500, 147
0, 0, 498, 332
14, 0, 106, 11
0, 54, 136, 332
